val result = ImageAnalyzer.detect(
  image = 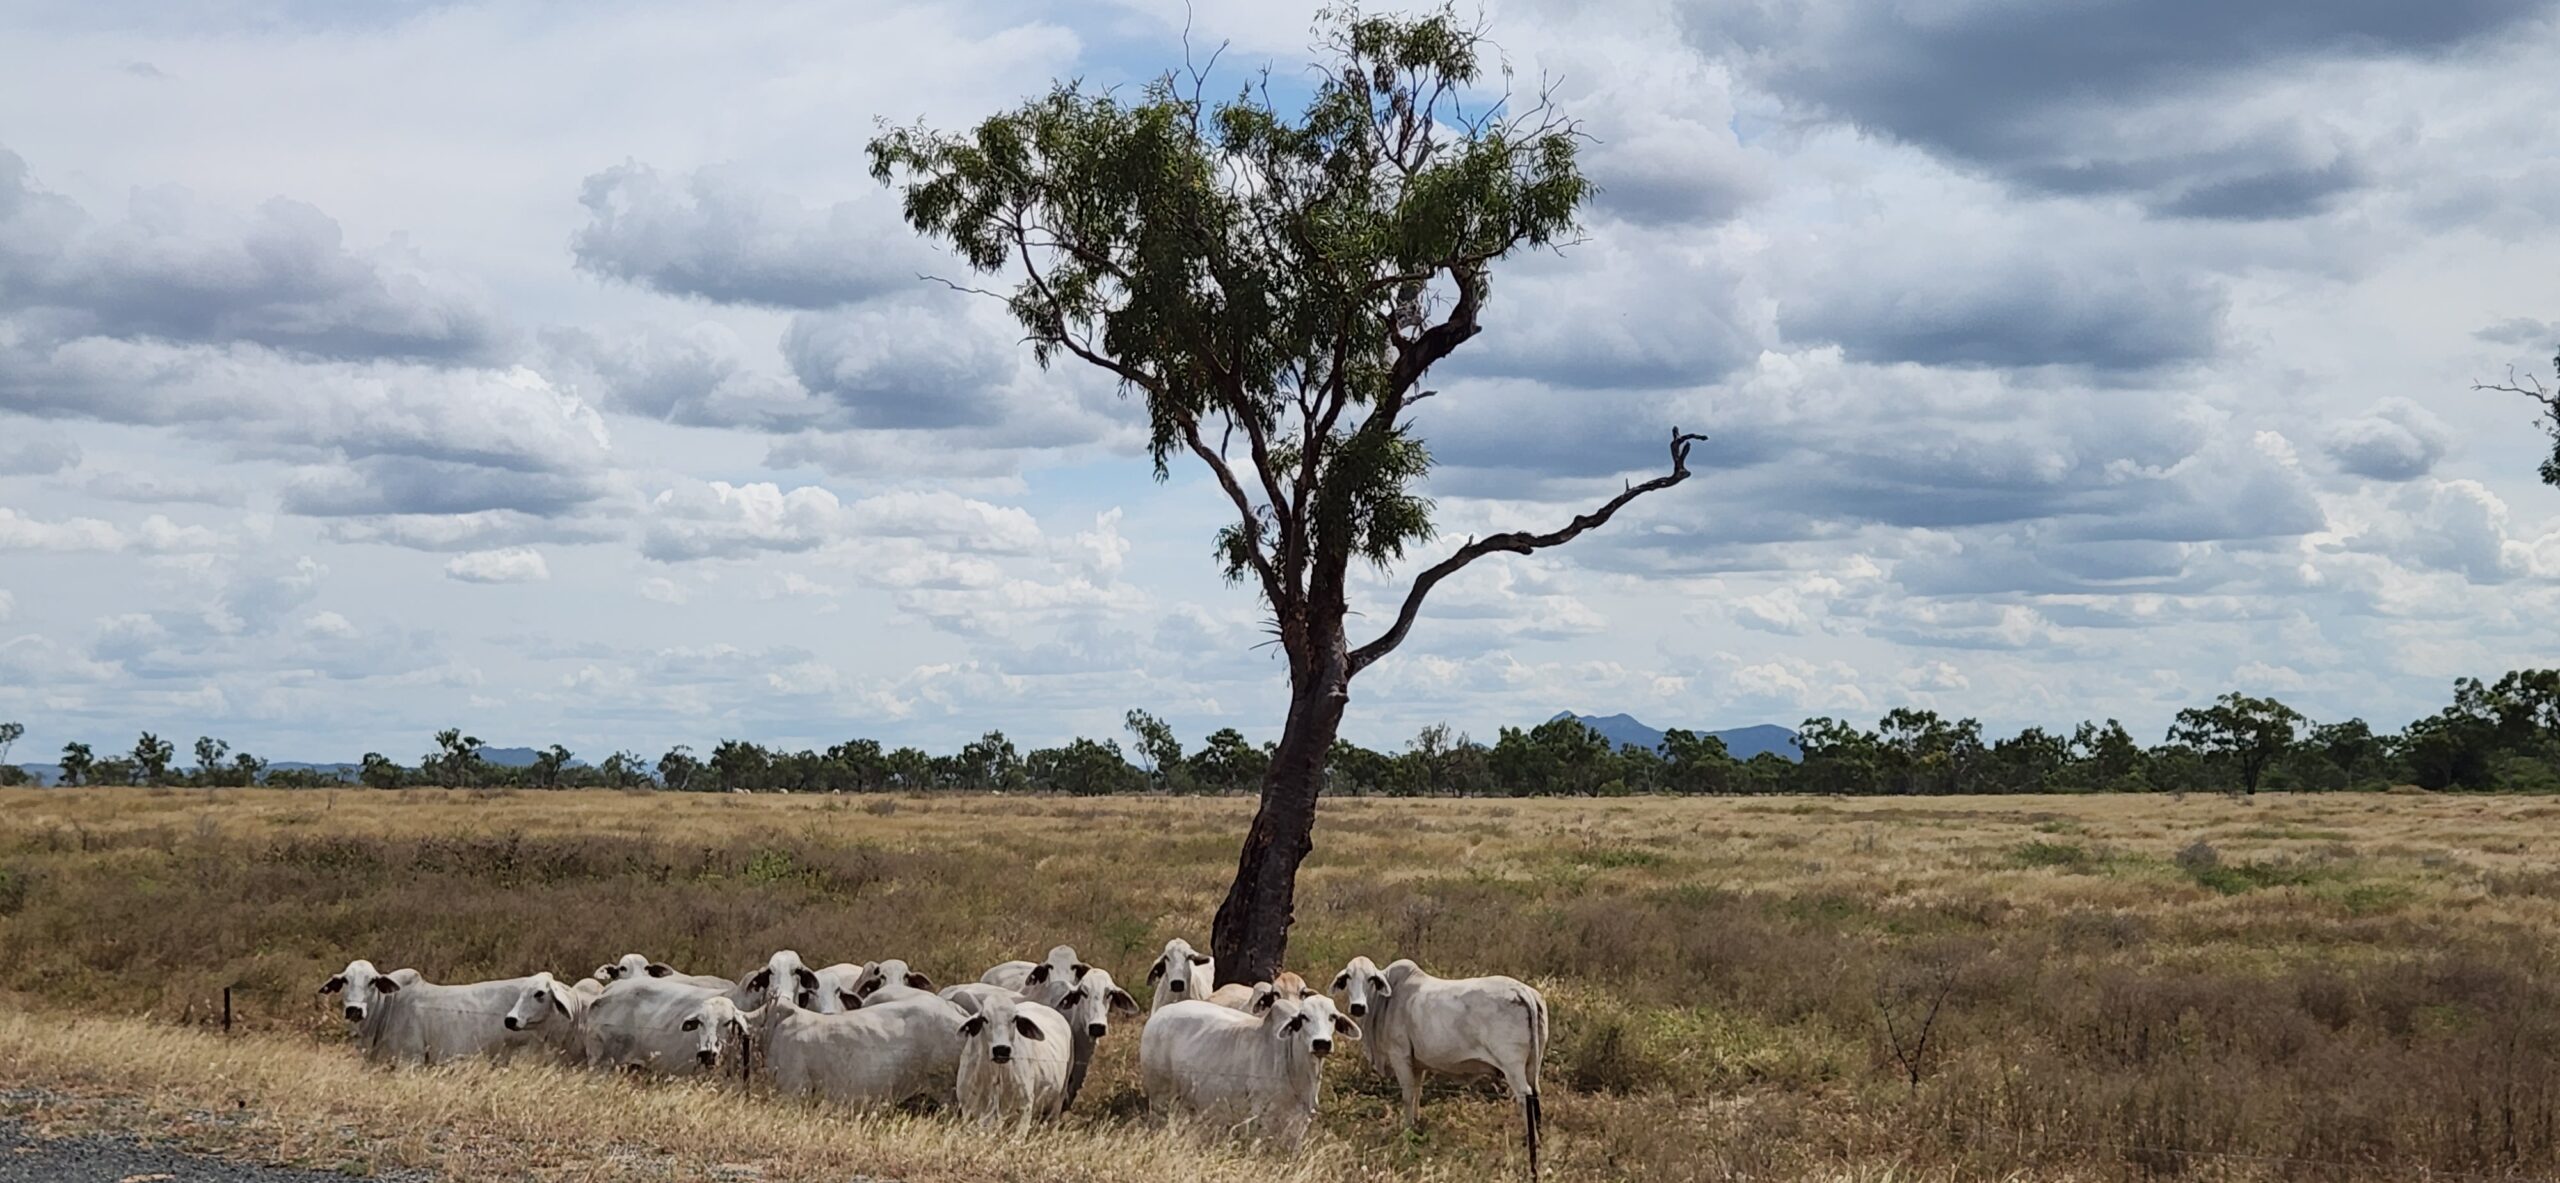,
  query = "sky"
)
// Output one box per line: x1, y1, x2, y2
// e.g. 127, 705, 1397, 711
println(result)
2, 0, 2558, 765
